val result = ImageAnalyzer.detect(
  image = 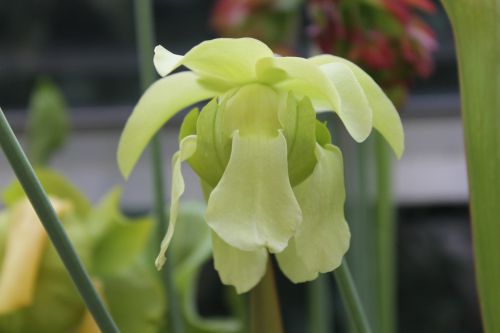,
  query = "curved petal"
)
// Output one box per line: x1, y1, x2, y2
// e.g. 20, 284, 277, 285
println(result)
277, 144, 350, 283
256, 56, 341, 114
310, 55, 404, 158
117, 72, 218, 178
206, 131, 302, 253
318, 62, 373, 142
212, 232, 268, 294
155, 135, 197, 269
154, 38, 274, 83
275, 239, 318, 283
